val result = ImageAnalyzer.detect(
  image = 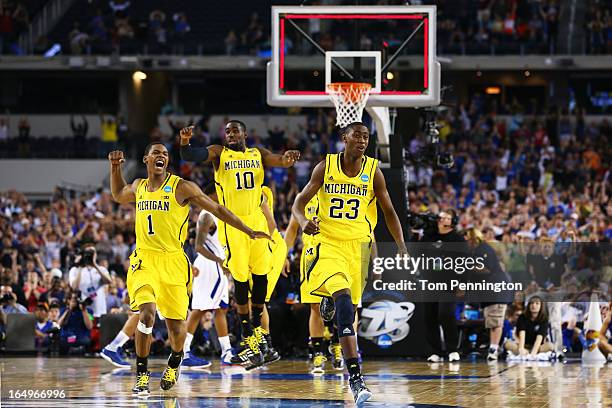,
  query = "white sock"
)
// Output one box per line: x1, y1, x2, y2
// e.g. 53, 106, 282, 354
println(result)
184, 332, 193, 354
106, 330, 130, 352
490, 344, 499, 352
219, 335, 231, 354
